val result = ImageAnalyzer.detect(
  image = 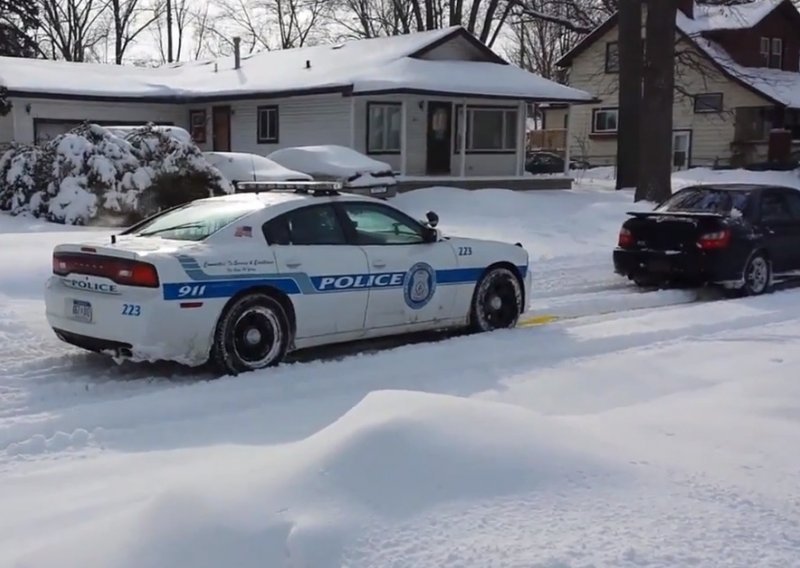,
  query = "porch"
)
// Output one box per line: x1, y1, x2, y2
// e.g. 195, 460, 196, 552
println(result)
395, 175, 573, 192
349, 93, 578, 189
